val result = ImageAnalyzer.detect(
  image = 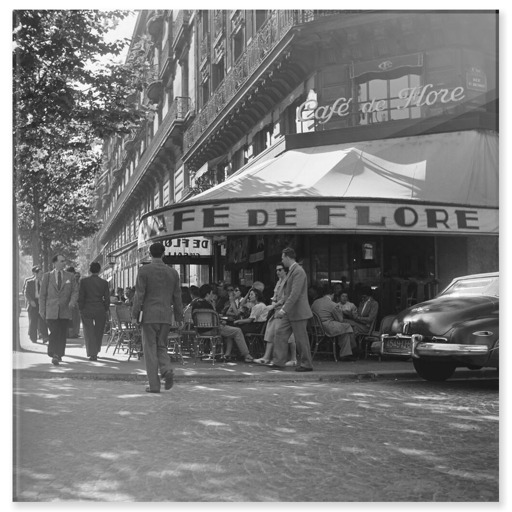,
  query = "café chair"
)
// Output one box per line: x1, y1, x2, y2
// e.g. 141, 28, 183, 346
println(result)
307, 312, 338, 362
191, 308, 223, 365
